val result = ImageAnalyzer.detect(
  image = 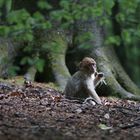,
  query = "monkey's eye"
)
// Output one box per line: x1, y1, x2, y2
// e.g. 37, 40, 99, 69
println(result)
91, 63, 96, 67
